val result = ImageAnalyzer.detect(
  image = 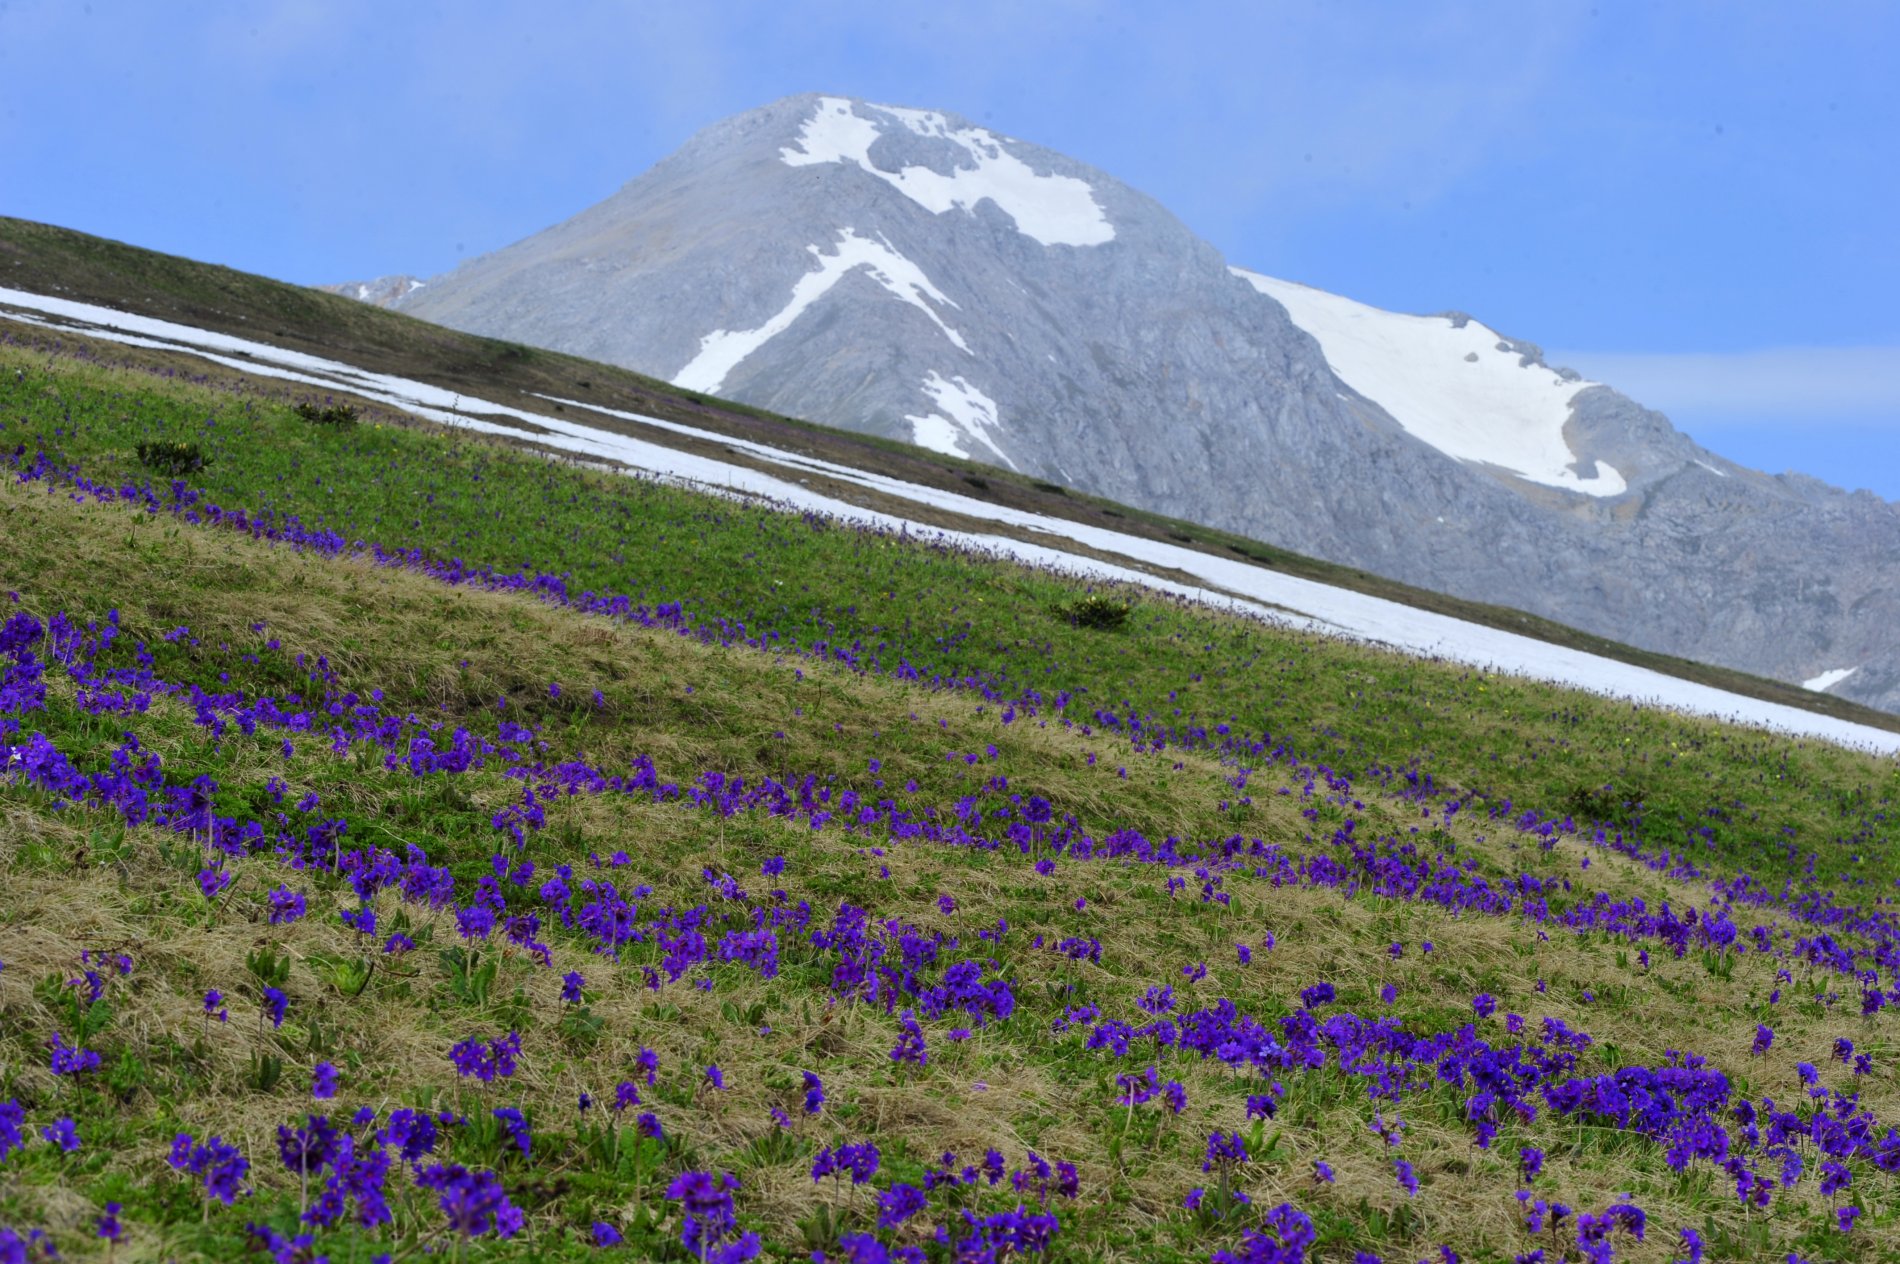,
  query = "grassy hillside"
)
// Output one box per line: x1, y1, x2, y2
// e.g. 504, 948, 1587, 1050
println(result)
2, 307, 1900, 1264
6, 213, 1895, 739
